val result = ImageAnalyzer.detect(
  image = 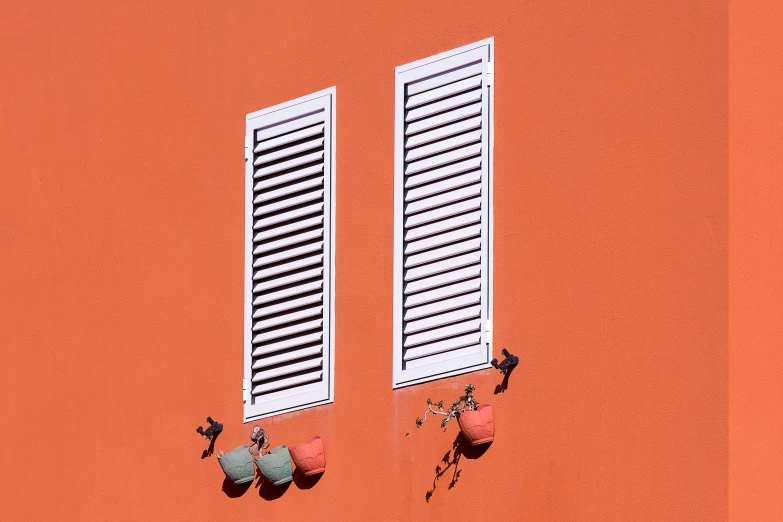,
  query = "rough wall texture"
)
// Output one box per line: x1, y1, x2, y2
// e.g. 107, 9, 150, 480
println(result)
0, 0, 770, 520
